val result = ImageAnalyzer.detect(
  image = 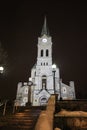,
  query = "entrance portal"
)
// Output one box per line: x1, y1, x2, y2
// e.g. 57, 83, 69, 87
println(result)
39, 96, 48, 106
